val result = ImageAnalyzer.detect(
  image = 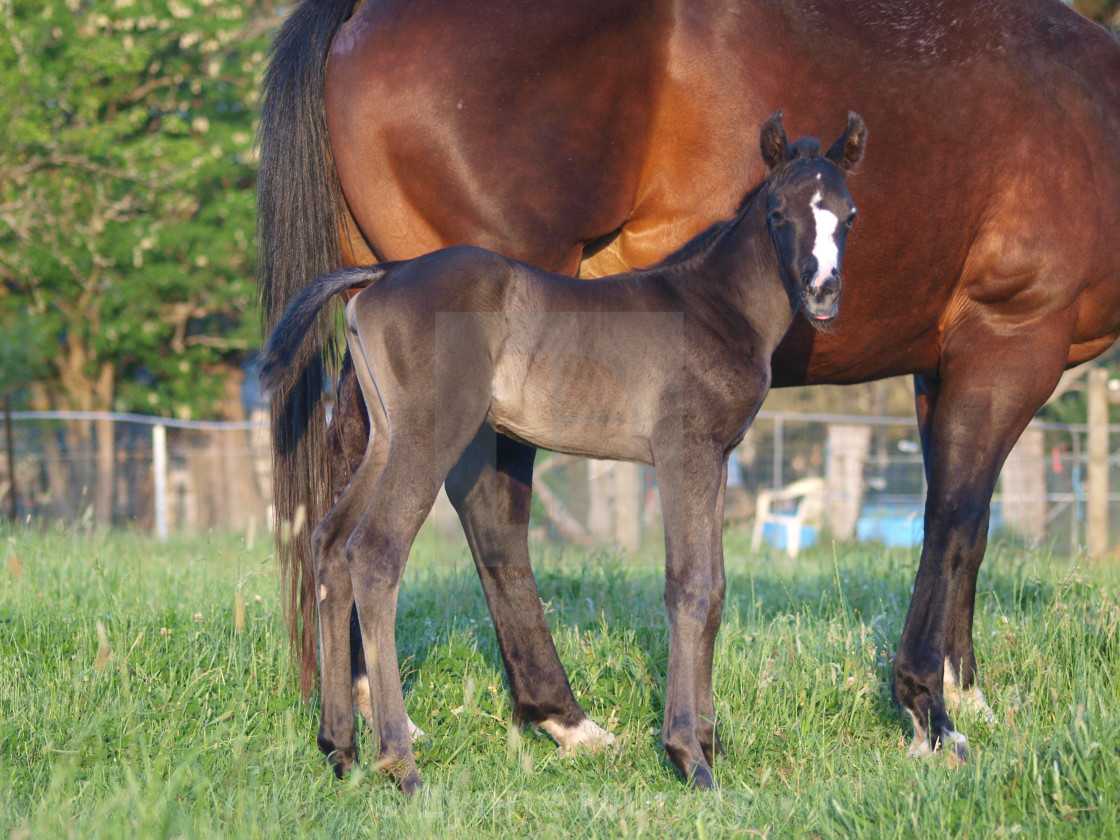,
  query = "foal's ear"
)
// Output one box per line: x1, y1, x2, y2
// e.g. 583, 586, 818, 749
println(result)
760, 110, 788, 170
826, 111, 867, 174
